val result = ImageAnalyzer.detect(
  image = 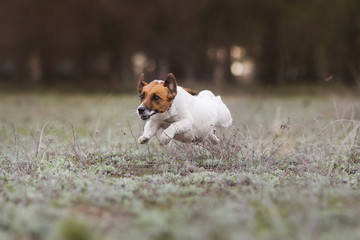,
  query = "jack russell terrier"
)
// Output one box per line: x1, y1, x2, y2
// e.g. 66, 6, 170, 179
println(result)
137, 73, 232, 145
